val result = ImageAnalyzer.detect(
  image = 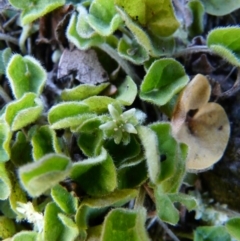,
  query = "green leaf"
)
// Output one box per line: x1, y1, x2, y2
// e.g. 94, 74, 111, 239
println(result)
77, 130, 103, 157
67, 12, 104, 50
154, 187, 179, 225
0, 118, 12, 162
6, 54, 46, 99
48, 101, 95, 129
187, 0, 205, 37
31, 125, 62, 161
226, 217, 240, 241
61, 83, 110, 101
51, 184, 78, 214
194, 226, 231, 241
101, 208, 150, 241
9, 0, 65, 25
70, 147, 117, 196
200, 0, 240, 16
11, 131, 32, 166
207, 27, 240, 67
12, 231, 38, 241
118, 36, 149, 65
0, 216, 16, 239
87, 0, 123, 36
0, 163, 11, 200
115, 0, 180, 37
140, 58, 189, 106
137, 125, 160, 184
114, 76, 137, 106
0, 48, 11, 75
5, 93, 43, 131
76, 189, 138, 230
83, 96, 120, 113
18, 153, 72, 197
117, 160, 148, 189
168, 193, 197, 211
